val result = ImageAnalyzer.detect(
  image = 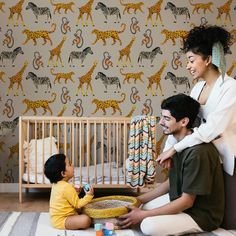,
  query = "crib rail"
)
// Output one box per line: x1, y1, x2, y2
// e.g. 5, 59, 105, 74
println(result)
19, 116, 137, 202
